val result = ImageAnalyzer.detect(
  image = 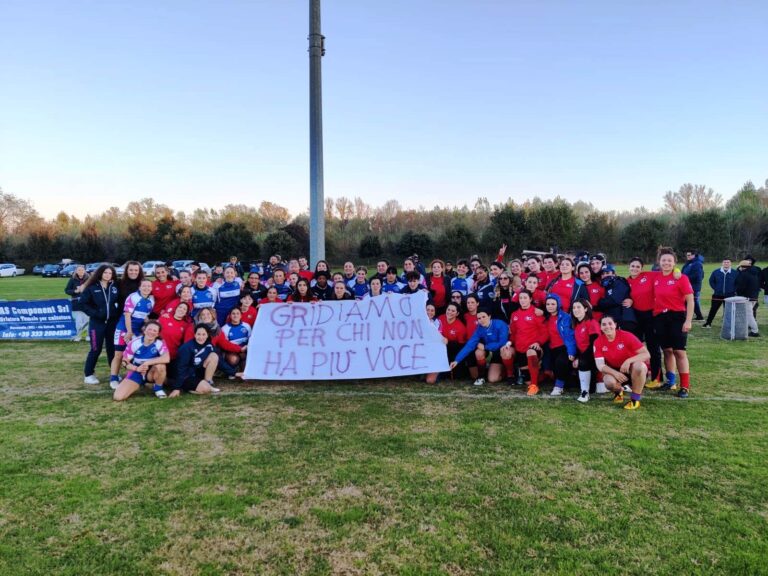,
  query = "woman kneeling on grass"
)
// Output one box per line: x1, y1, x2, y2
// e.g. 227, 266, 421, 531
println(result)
113, 320, 170, 401
594, 316, 651, 411
449, 307, 508, 386
169, 325, 220, 398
